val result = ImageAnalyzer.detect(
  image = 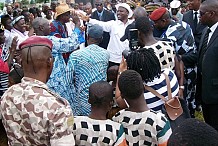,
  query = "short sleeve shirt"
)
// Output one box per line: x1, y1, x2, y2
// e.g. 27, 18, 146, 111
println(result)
113, 109, 172, 146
